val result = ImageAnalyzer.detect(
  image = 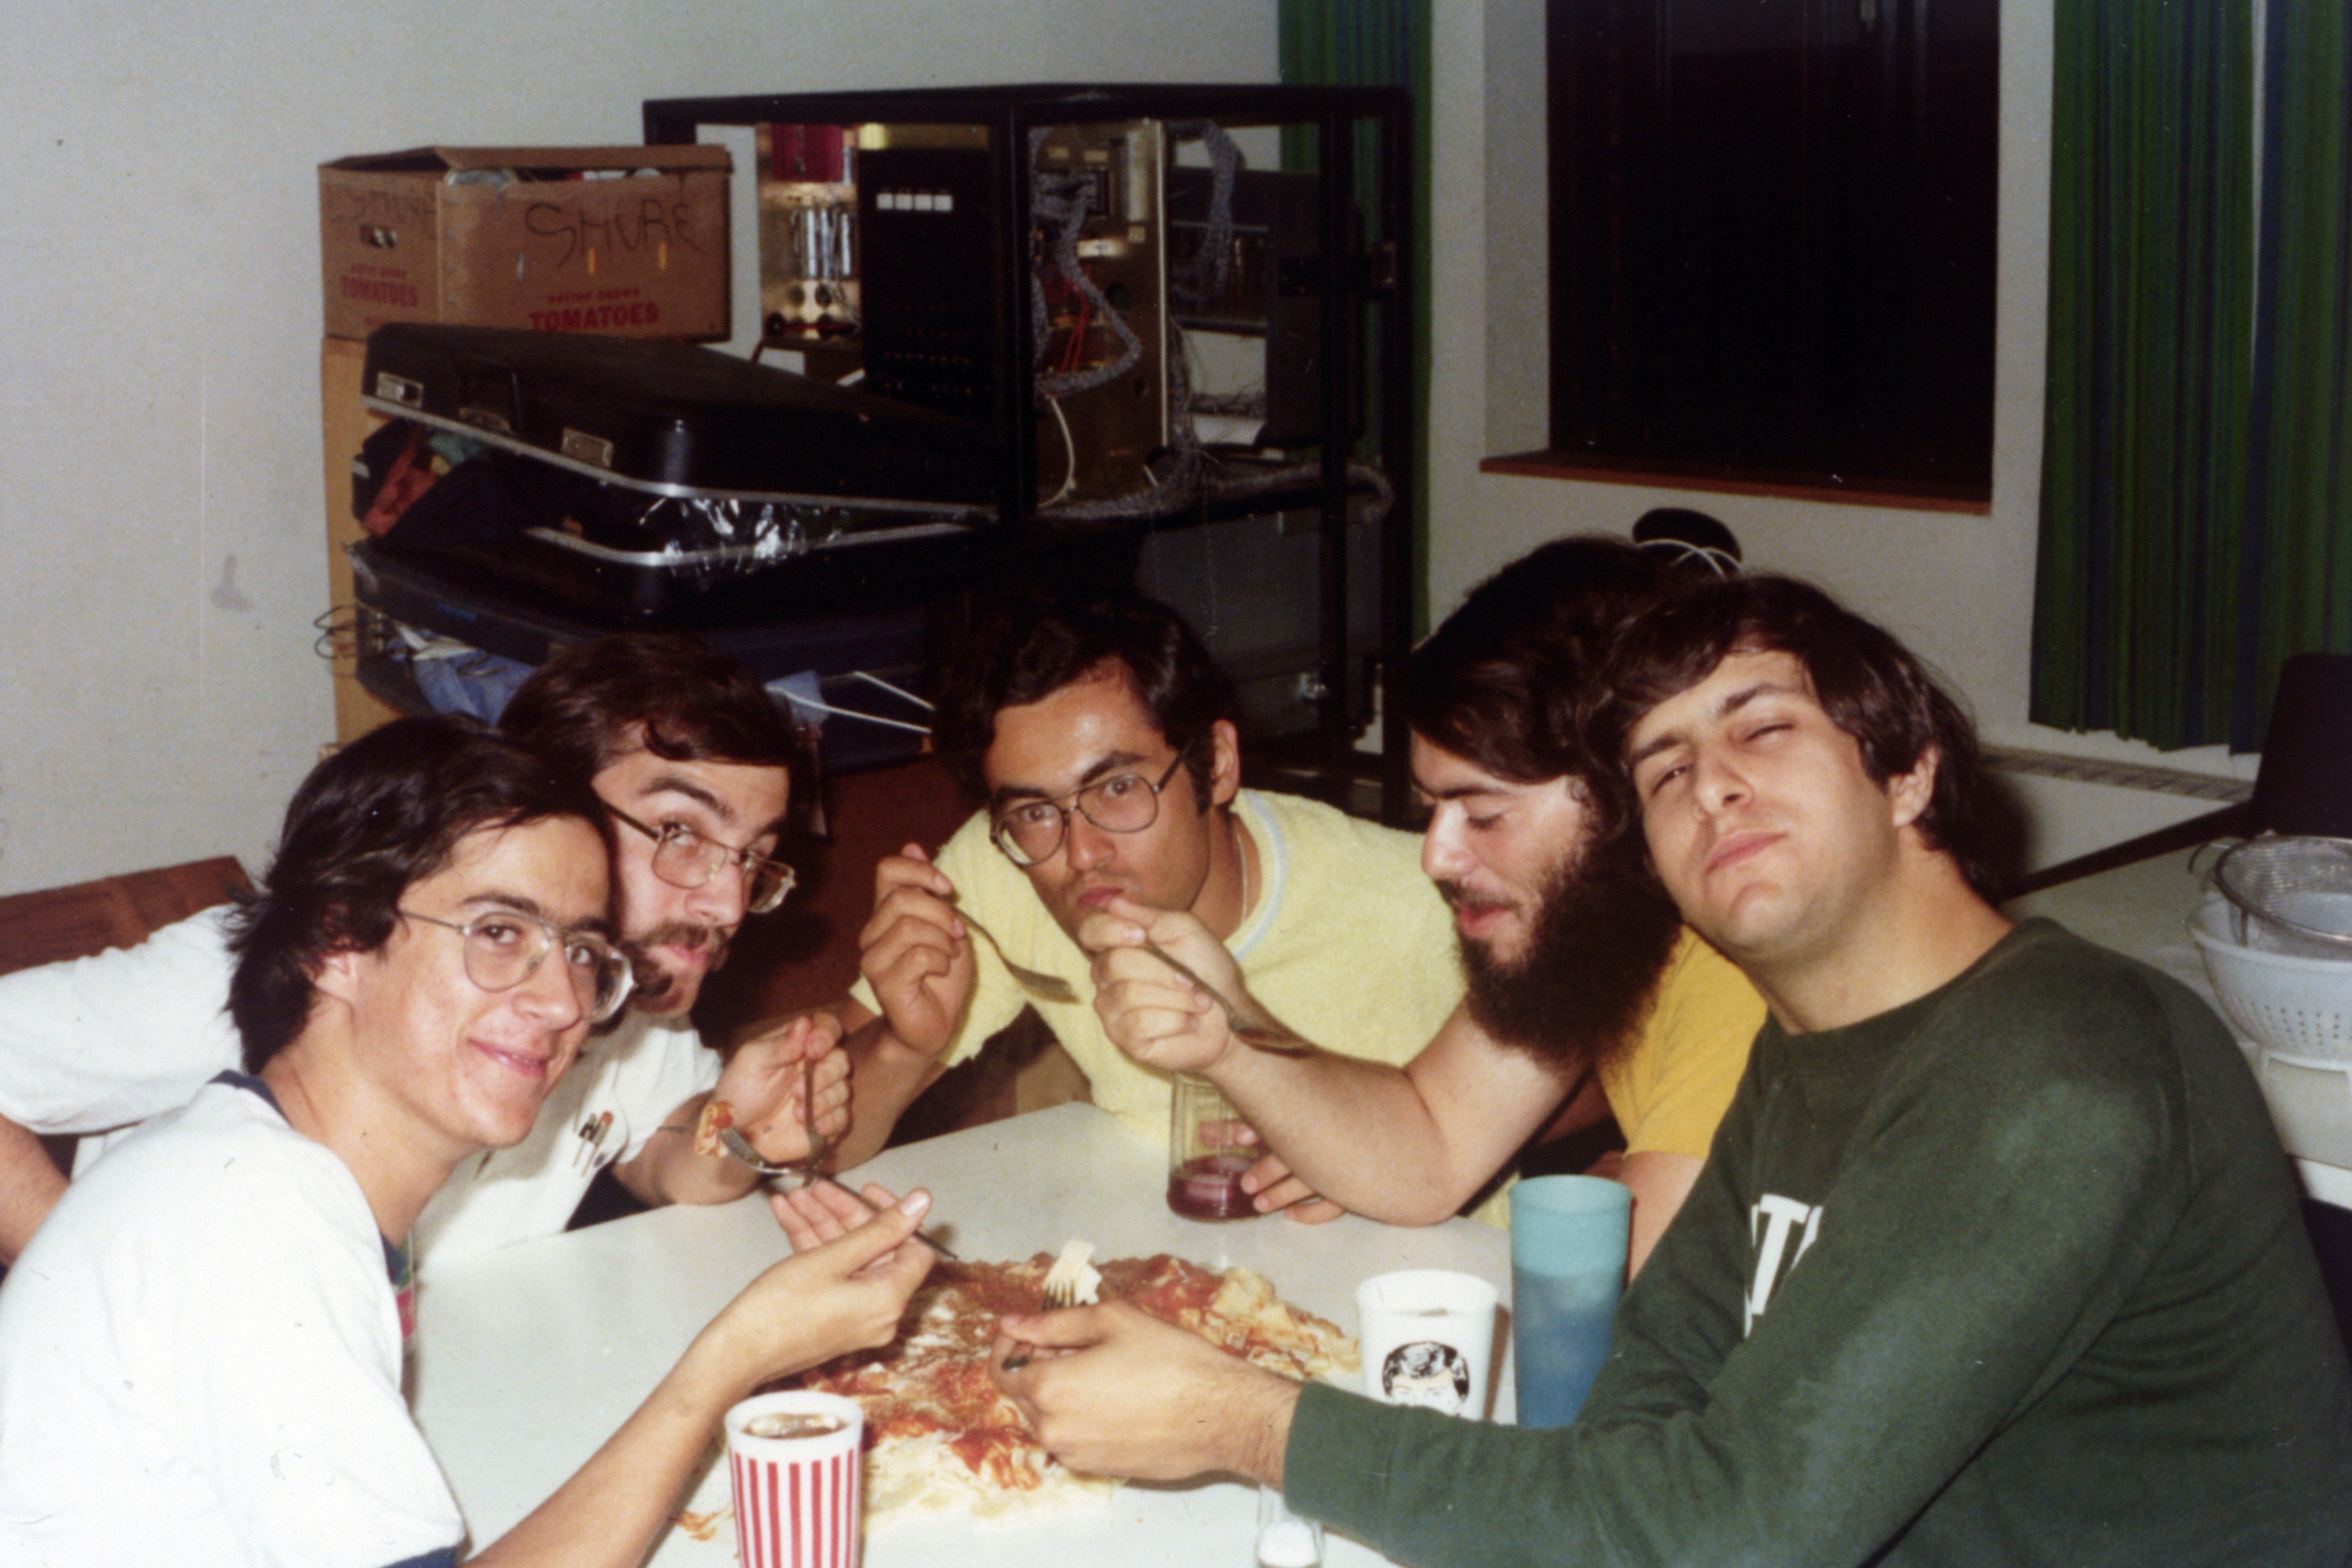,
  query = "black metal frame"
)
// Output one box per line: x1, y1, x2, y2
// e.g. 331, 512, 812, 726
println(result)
643, 83, 1415, 823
